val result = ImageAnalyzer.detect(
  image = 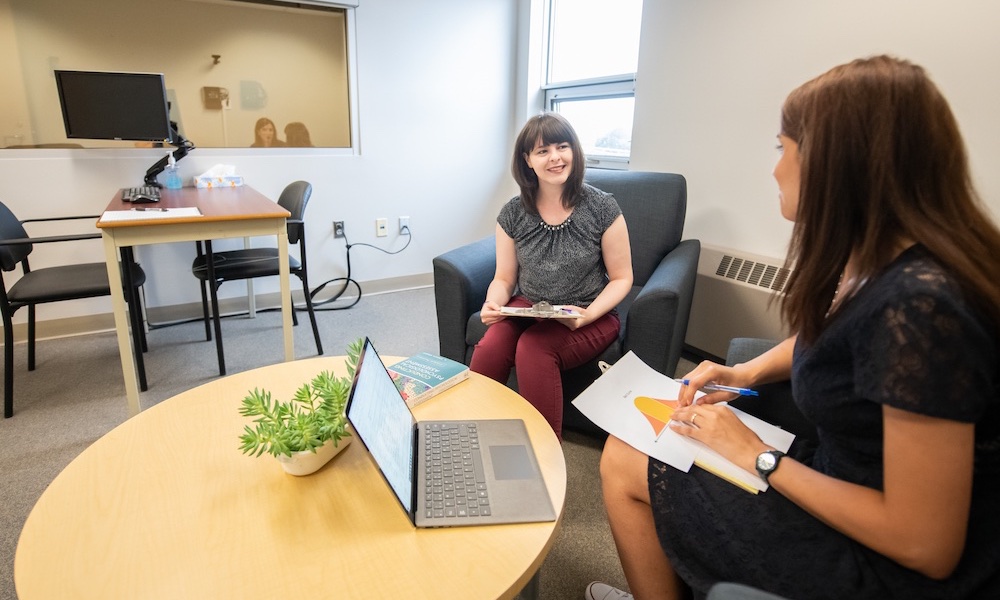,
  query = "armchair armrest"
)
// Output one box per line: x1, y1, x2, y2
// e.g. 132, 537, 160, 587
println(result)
624, 239, 700, 375
433, 236, 496, 363
725, 338, 780, 367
